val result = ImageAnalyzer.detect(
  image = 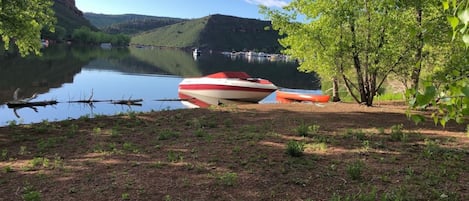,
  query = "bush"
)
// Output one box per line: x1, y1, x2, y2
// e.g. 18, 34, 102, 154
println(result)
346, 160, 364, 180
286, 141, 305, 157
